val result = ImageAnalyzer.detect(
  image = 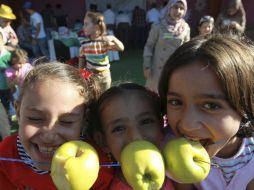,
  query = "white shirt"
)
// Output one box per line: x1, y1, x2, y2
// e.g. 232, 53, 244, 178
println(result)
0, 27, 7, 44
195, 136, 254, 190
30, 12, 46, 39
116, 13, 131, 26
103, 9, 116, 25
146, 8, 160, 24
